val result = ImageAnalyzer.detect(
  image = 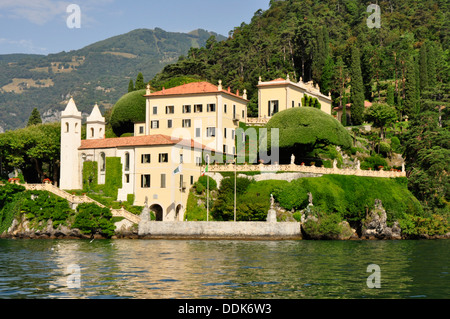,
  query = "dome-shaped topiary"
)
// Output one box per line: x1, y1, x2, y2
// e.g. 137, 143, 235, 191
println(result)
262, 107, 352, 163
110, 89, 146, 137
